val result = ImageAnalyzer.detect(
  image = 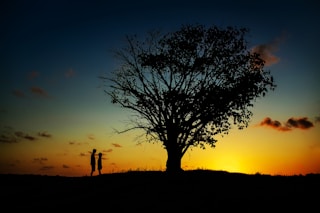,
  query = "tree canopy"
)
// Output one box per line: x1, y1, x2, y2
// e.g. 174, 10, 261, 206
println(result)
100, 24, 276, 173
